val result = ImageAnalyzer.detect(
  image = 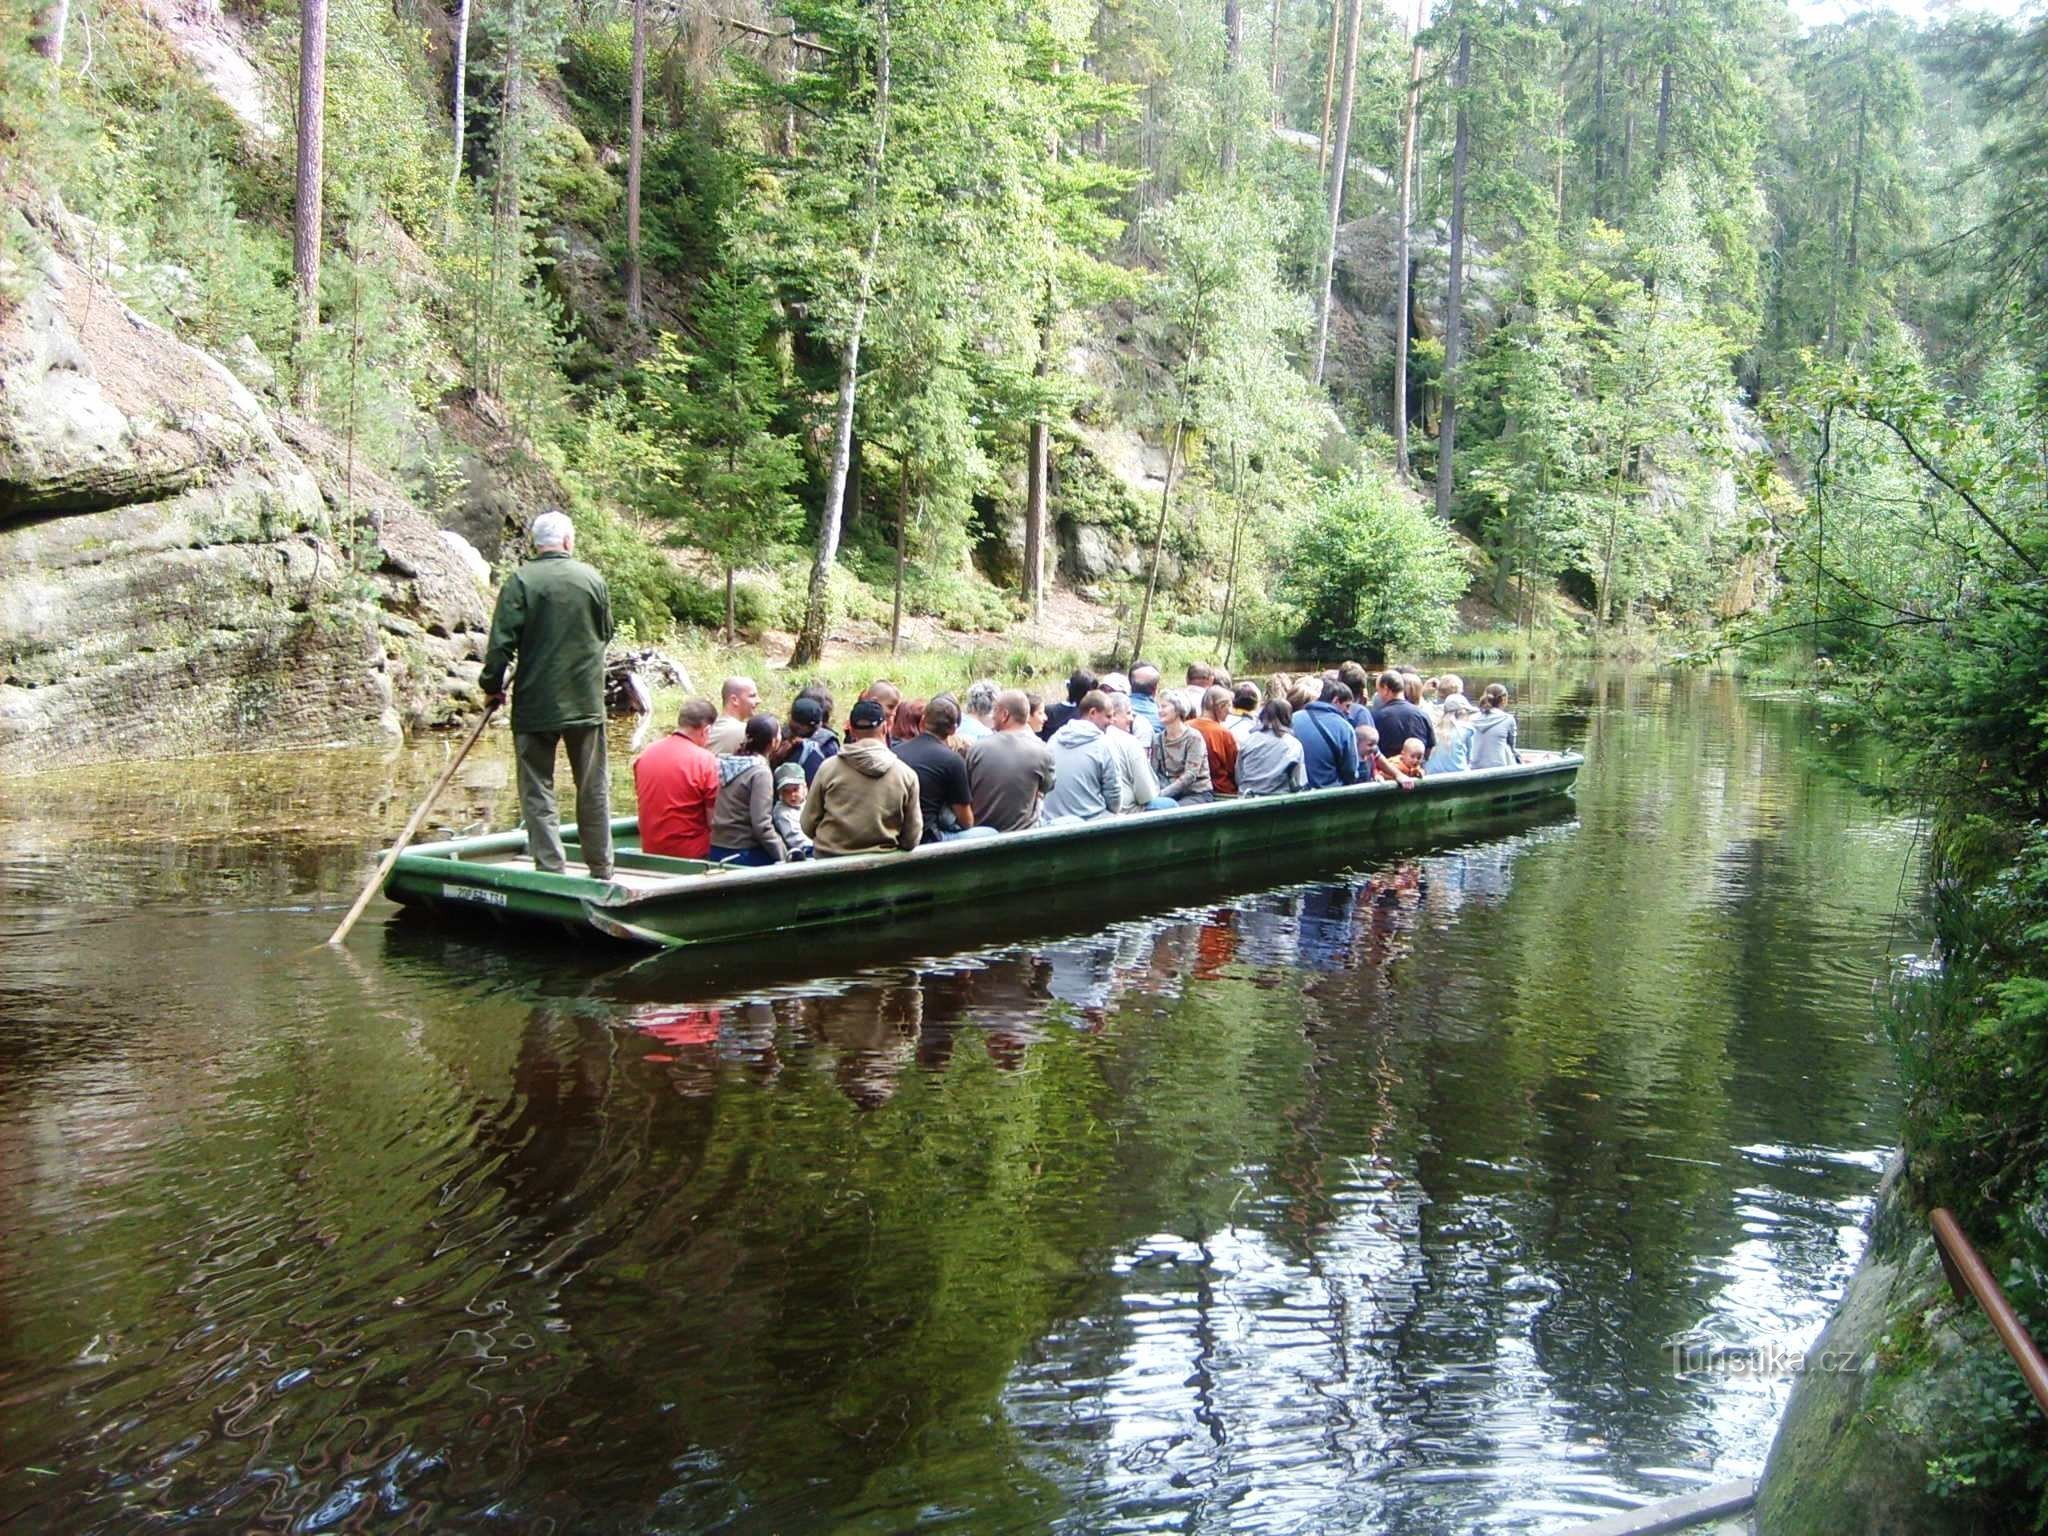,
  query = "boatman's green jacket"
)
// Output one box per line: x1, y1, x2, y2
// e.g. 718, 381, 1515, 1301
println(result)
479, 550, 614, 734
